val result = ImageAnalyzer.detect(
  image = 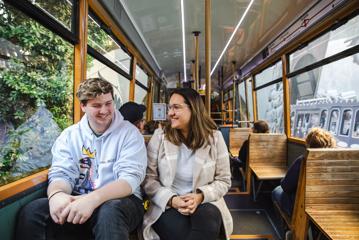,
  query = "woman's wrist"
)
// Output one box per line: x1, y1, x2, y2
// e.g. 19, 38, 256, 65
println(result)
168, 195, 176, 207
